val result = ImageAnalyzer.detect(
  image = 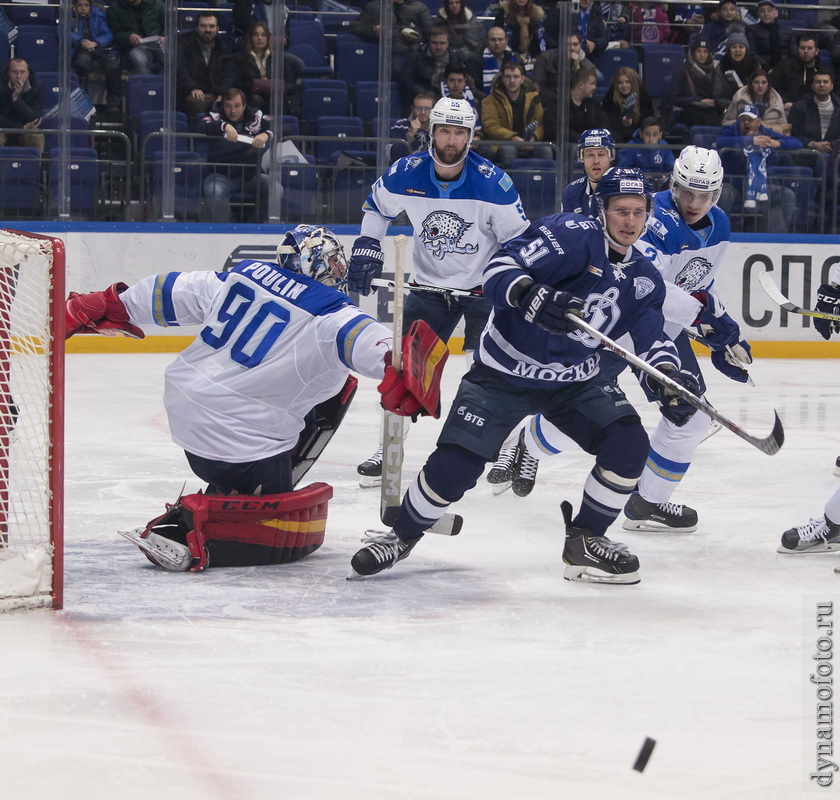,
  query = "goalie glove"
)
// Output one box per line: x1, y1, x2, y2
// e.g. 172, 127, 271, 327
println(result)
346, 236, 384, 296
815, 283, 840, 340
711, 339, 753, 383
691, 290, 740, 351
378, 359, 423, 420
65, 283, 145, 339
645, 368, 700, 427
